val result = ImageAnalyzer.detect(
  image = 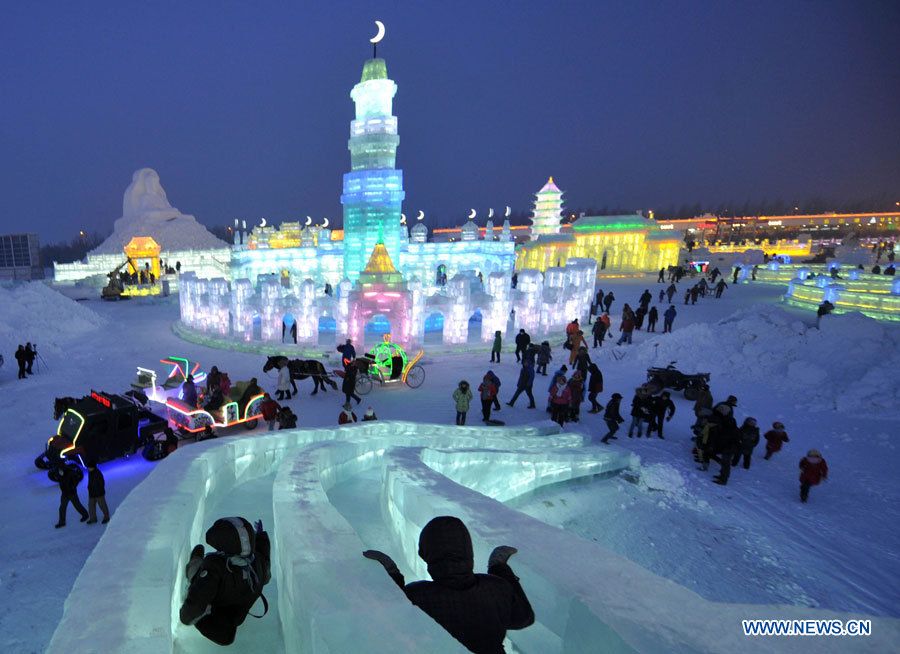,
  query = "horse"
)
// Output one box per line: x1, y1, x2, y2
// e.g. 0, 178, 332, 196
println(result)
263, 356, 337, 395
